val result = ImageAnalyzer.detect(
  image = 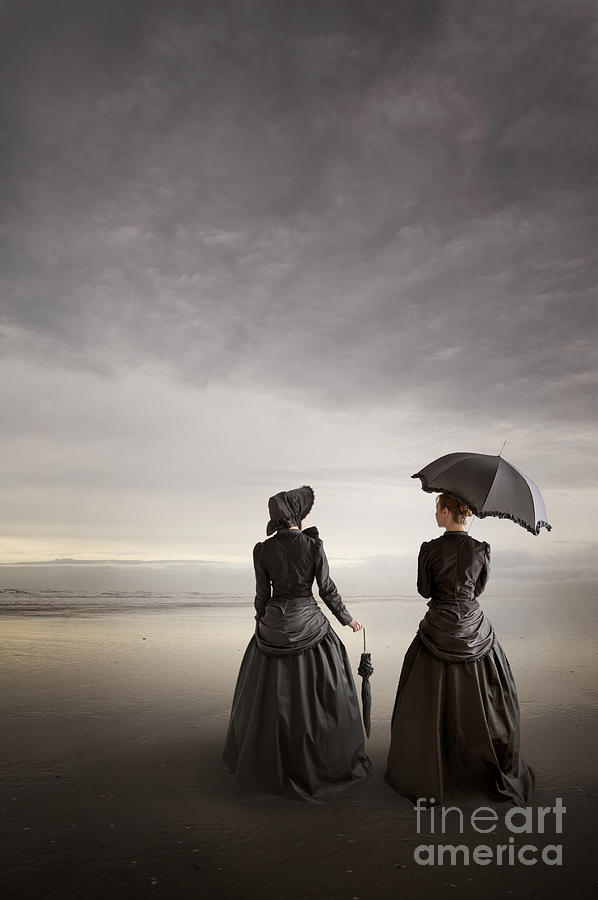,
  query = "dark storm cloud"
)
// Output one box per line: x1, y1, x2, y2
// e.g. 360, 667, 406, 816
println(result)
2, 0, 597, 425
